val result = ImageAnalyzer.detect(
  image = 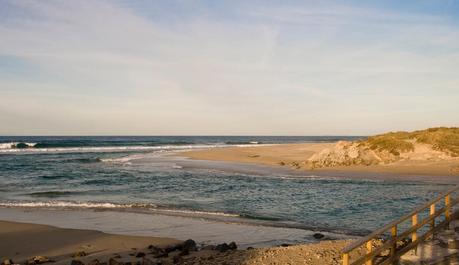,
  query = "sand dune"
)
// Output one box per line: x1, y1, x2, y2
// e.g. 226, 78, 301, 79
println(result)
180, 142, 459, 177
